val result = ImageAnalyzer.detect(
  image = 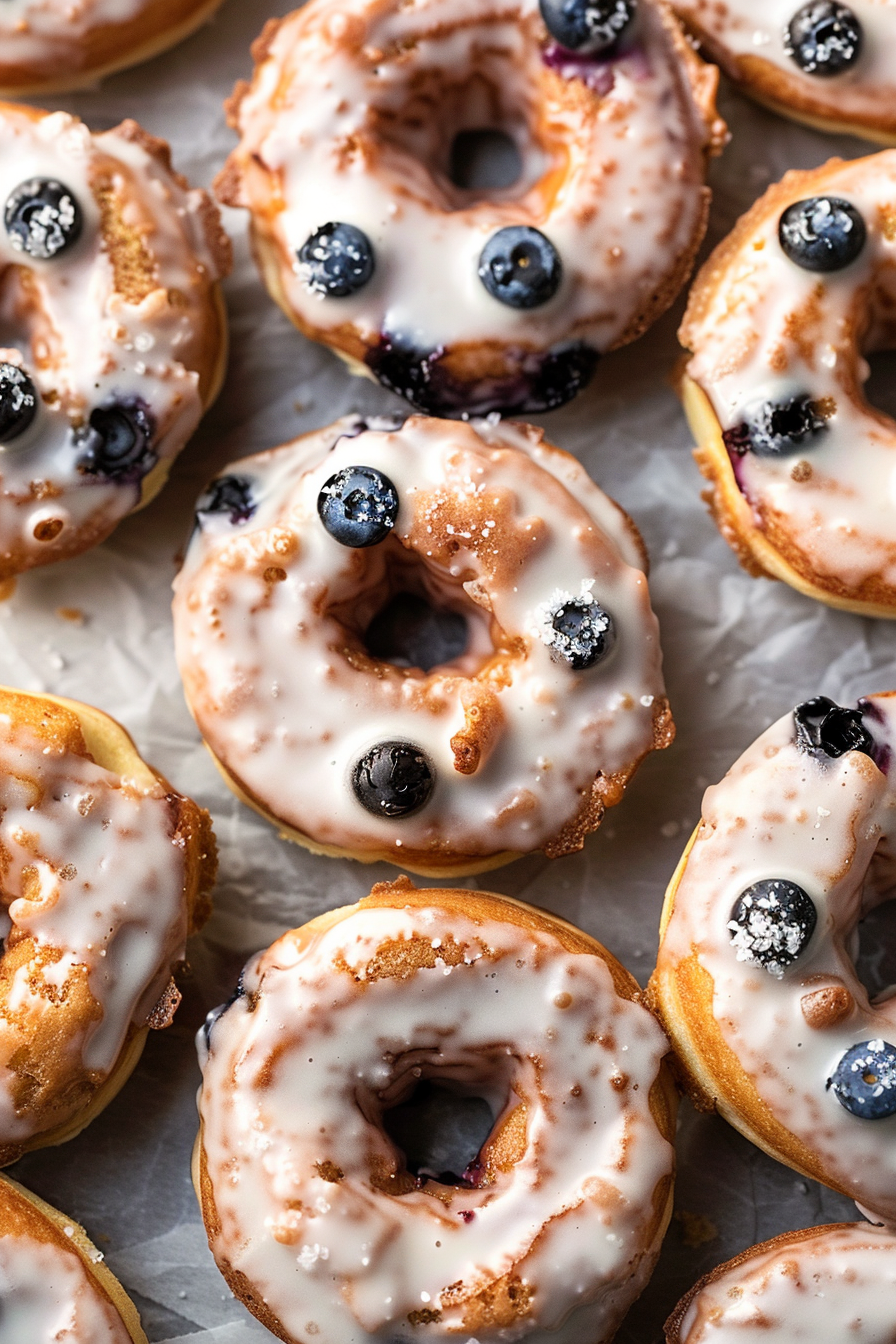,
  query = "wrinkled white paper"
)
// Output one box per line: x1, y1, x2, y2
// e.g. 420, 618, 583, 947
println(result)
3, 7, 890, 1339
